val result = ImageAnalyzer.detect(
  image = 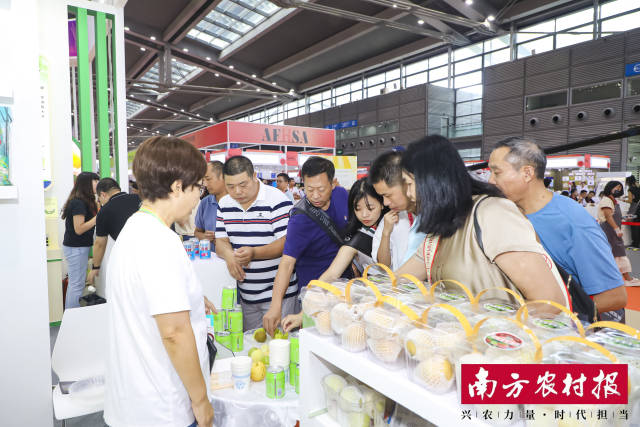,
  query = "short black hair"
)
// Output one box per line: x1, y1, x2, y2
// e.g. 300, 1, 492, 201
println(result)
223, 156, 254, 177
301, 156, 334, 182
580, 190, 587, 194
208, 160, 224, 177
369, 151, 403, 187
626, 175, 637, 188
96, 177, 120, 194
277, 173, 289, 181
561, 191, 570, 196
129, 180, 138, 190
603, 180, 623, 196
401, 135, 501, 238
543, 177, 553, 188
289, 177, 295, 183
